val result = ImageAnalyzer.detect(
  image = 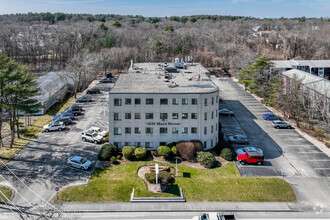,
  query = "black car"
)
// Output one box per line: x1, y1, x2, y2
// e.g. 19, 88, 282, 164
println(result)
76, 96, 93, 103
53, 116, 72, 125
99, 78, 112, 83
64, 106, 82, 116
87, 88, 101, 94
71, 104, 83, 111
